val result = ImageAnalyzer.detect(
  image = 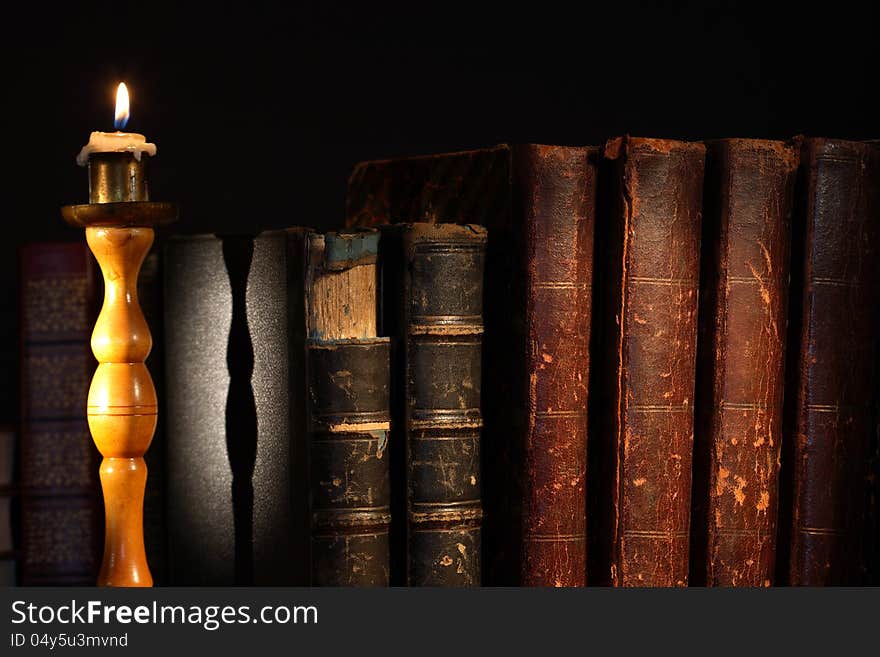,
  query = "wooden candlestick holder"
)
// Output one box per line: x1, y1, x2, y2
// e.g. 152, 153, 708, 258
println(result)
62, 152, 176, 587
